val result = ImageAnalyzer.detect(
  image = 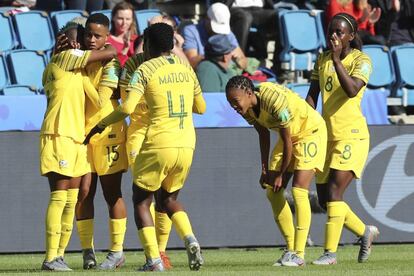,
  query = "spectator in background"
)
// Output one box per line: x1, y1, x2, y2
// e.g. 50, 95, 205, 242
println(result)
370, 0, 414, 46
325, 0, 385, 44
224, 0, 278, 62
196, 34, 236, 92
107, 1, 138, 66
66, 0, 104, 13
148, 14, 189, 62
0, 0, 35, 8
182, 2, 248, 70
